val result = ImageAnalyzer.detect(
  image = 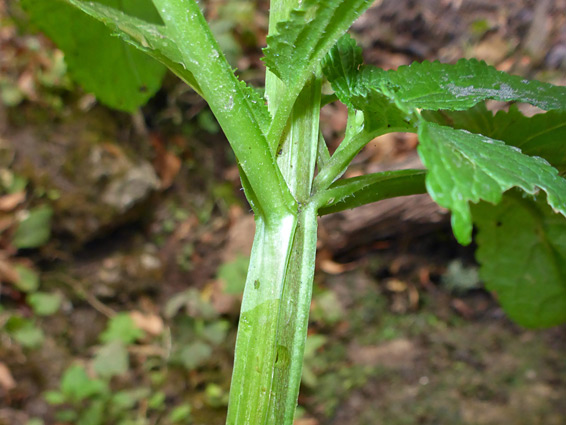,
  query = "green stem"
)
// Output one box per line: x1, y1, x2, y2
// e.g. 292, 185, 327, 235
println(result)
227, 83, 322, 423
227, 0, 322, 421
276, 76, 322, 201
226, 214, 298, 425
269, 203, 318, 423
154, 0, 295, 221
313, 126, 416, 192
226, 204, 318, 425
